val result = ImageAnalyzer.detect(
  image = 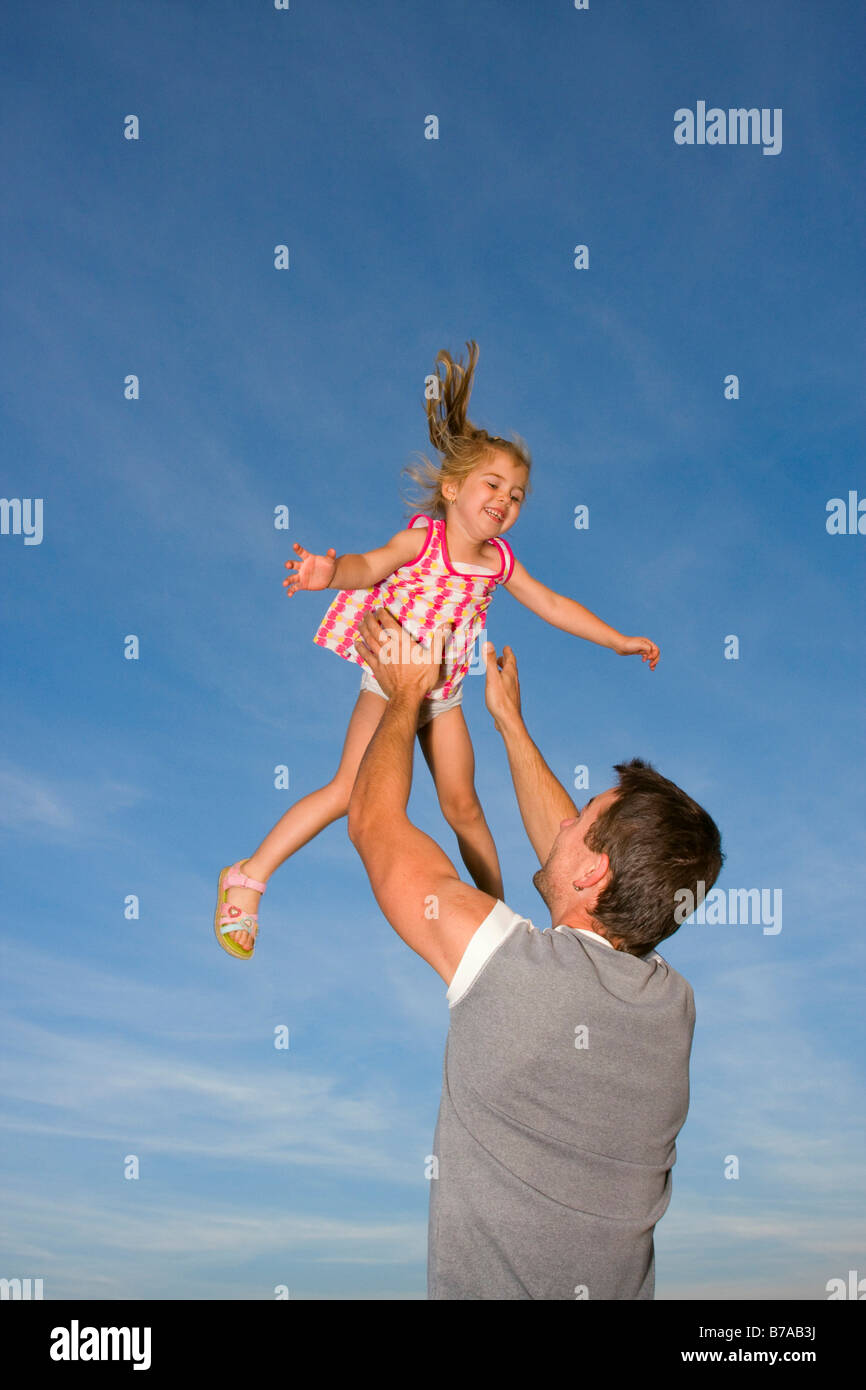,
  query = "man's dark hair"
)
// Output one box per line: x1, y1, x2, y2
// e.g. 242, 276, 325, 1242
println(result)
584, 758, 724, 957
